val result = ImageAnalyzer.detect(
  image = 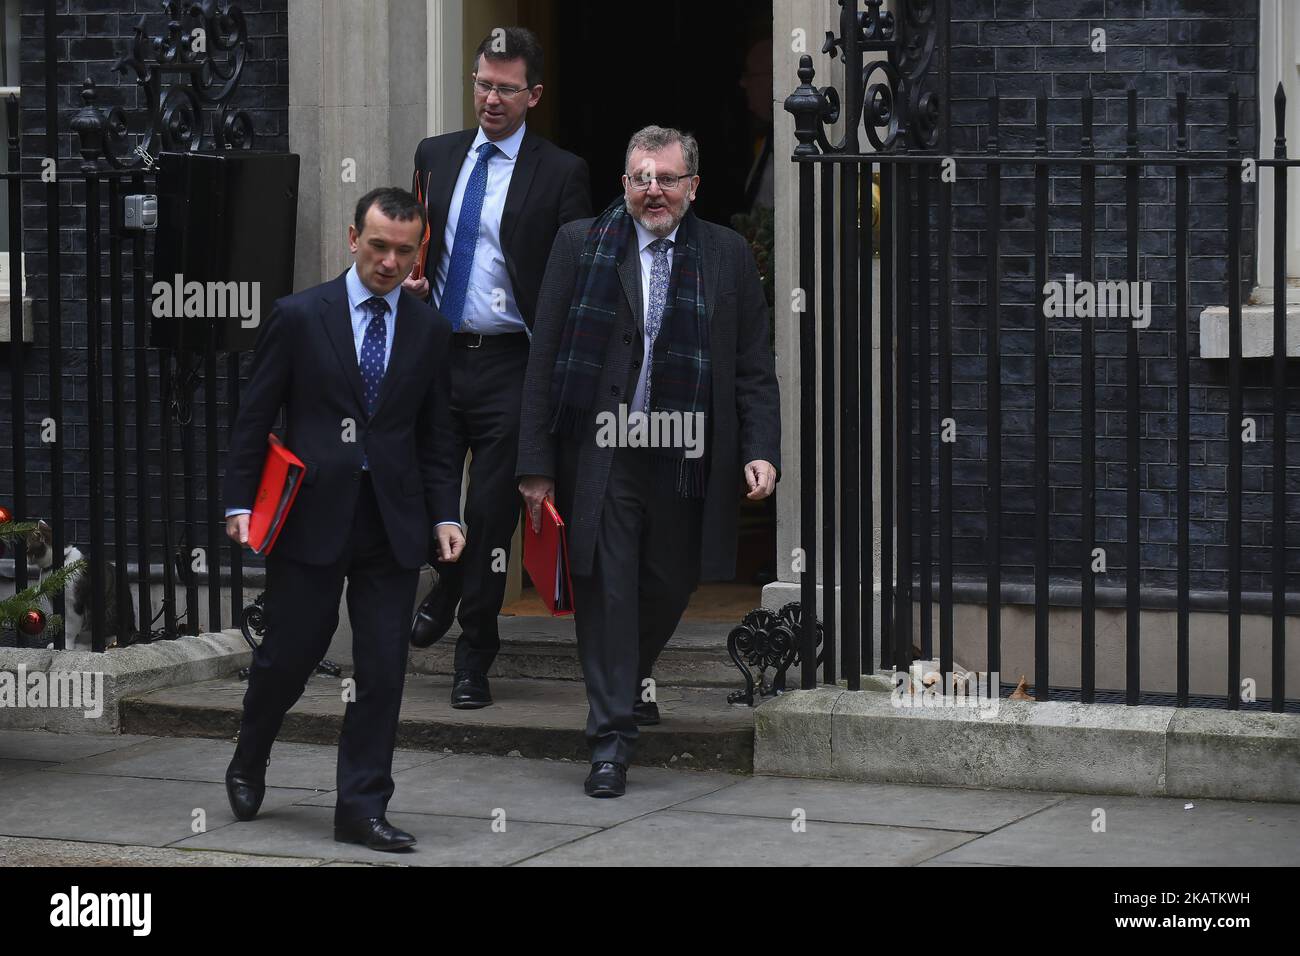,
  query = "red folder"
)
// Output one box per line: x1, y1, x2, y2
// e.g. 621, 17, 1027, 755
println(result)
248, 434, 307, 555
409, 169, 433, 281
523, 499, 575, 616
